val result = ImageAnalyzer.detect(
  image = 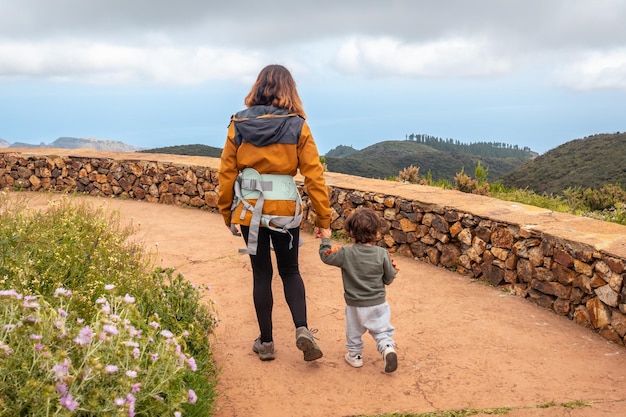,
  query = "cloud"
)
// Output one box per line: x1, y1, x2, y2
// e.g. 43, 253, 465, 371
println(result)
1, 0, 626, 92
333, 36, 511, 78
0, 41, 264, 85
555, 49, 626, 92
